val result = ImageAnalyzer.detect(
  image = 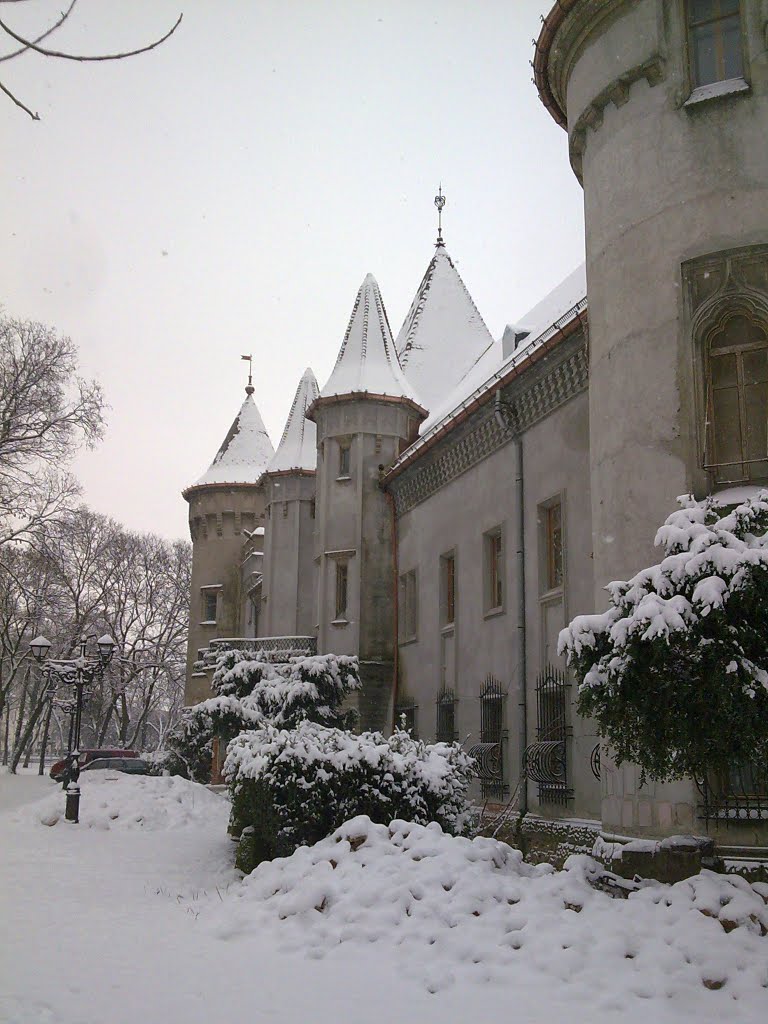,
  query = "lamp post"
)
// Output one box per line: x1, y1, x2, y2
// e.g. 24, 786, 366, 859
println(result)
31, 633, 117, 823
